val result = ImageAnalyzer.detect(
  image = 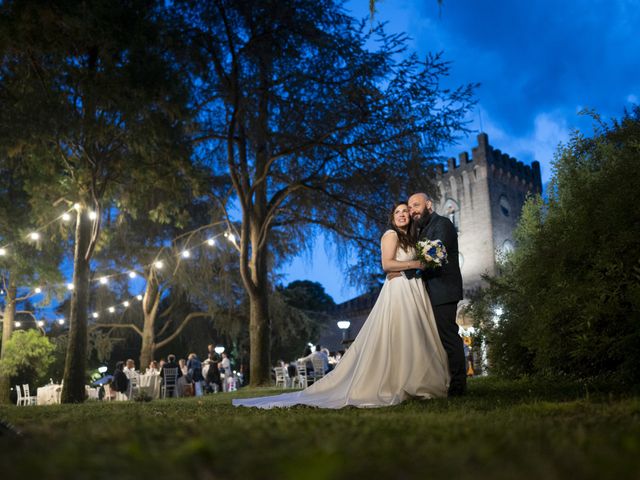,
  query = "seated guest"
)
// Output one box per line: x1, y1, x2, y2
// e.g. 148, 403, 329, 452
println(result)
124, 358, 137, 378
111, 361, 129, 395
298, 344, 329, 374
161, 354, 182, 378
178, 358, 188, 377
145, 360, 160, 375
